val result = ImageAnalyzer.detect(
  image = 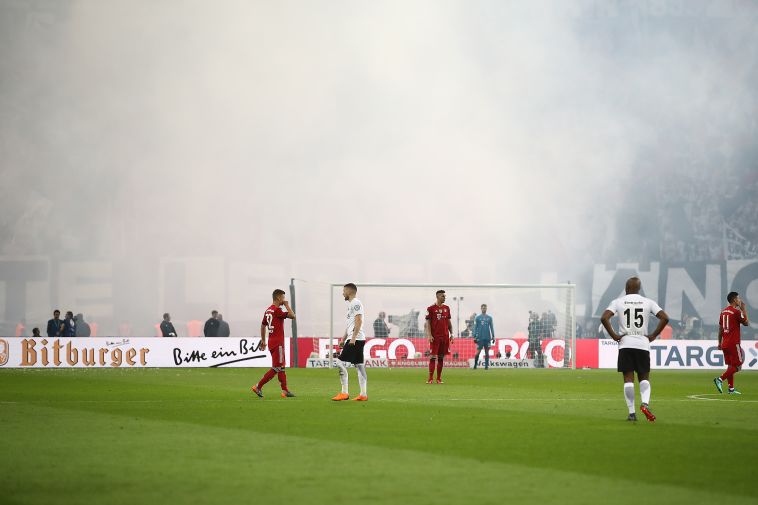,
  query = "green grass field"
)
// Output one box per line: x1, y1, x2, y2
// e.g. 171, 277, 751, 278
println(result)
1, 368, 756, 505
